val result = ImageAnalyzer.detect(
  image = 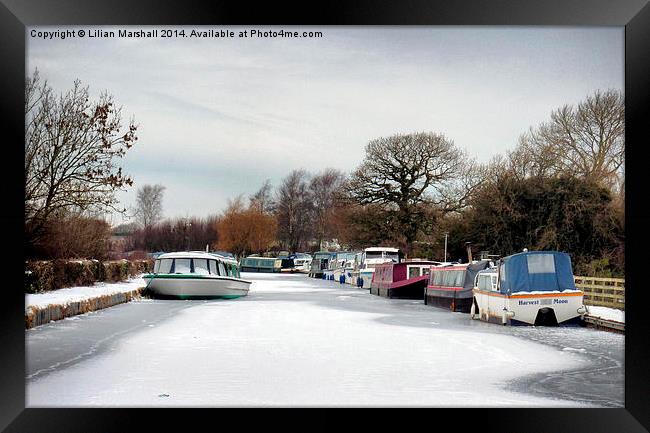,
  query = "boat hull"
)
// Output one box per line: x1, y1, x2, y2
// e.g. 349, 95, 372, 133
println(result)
372, 278, 428, 299
144, 275, 251, 298
472, 289, 585, 325
359, 270, 374, 289
425, 287, 474, 312
240, 266, 280, 273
